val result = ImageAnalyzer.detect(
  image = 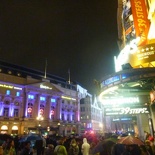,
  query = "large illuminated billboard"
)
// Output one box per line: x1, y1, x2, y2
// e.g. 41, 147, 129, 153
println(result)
130, 0, 150, 46
115, 0, 155, 72
115, 42, 155, 72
